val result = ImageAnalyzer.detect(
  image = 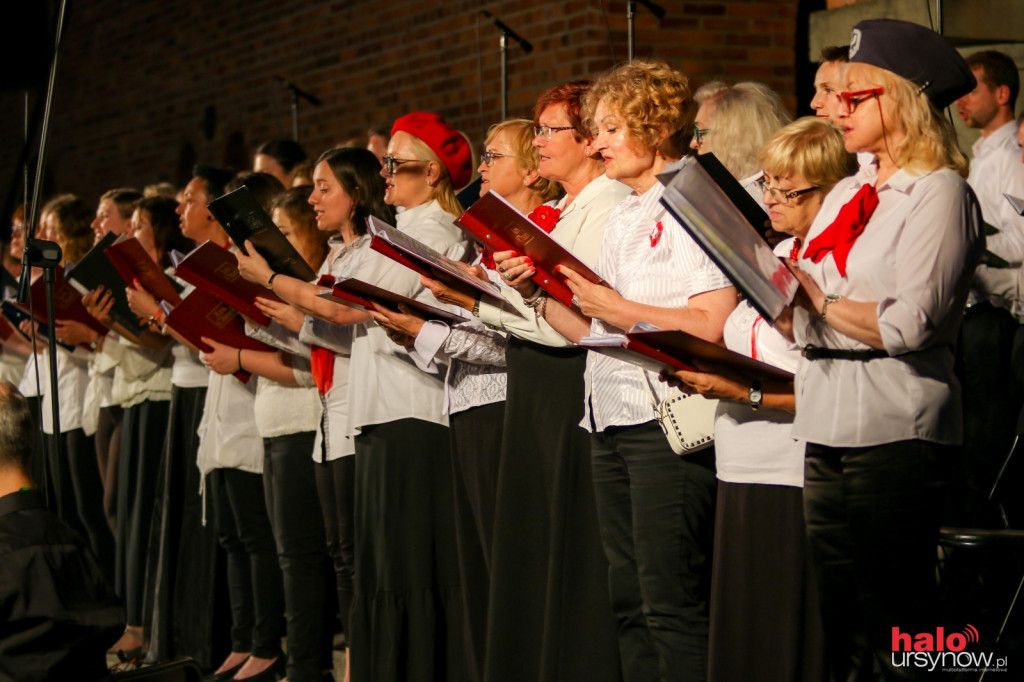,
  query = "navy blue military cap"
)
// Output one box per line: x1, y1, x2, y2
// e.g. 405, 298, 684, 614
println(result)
848, 18, 976, 109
